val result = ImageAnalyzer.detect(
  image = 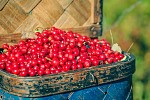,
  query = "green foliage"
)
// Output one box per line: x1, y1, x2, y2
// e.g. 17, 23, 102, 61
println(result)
103, 0, 150, 99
